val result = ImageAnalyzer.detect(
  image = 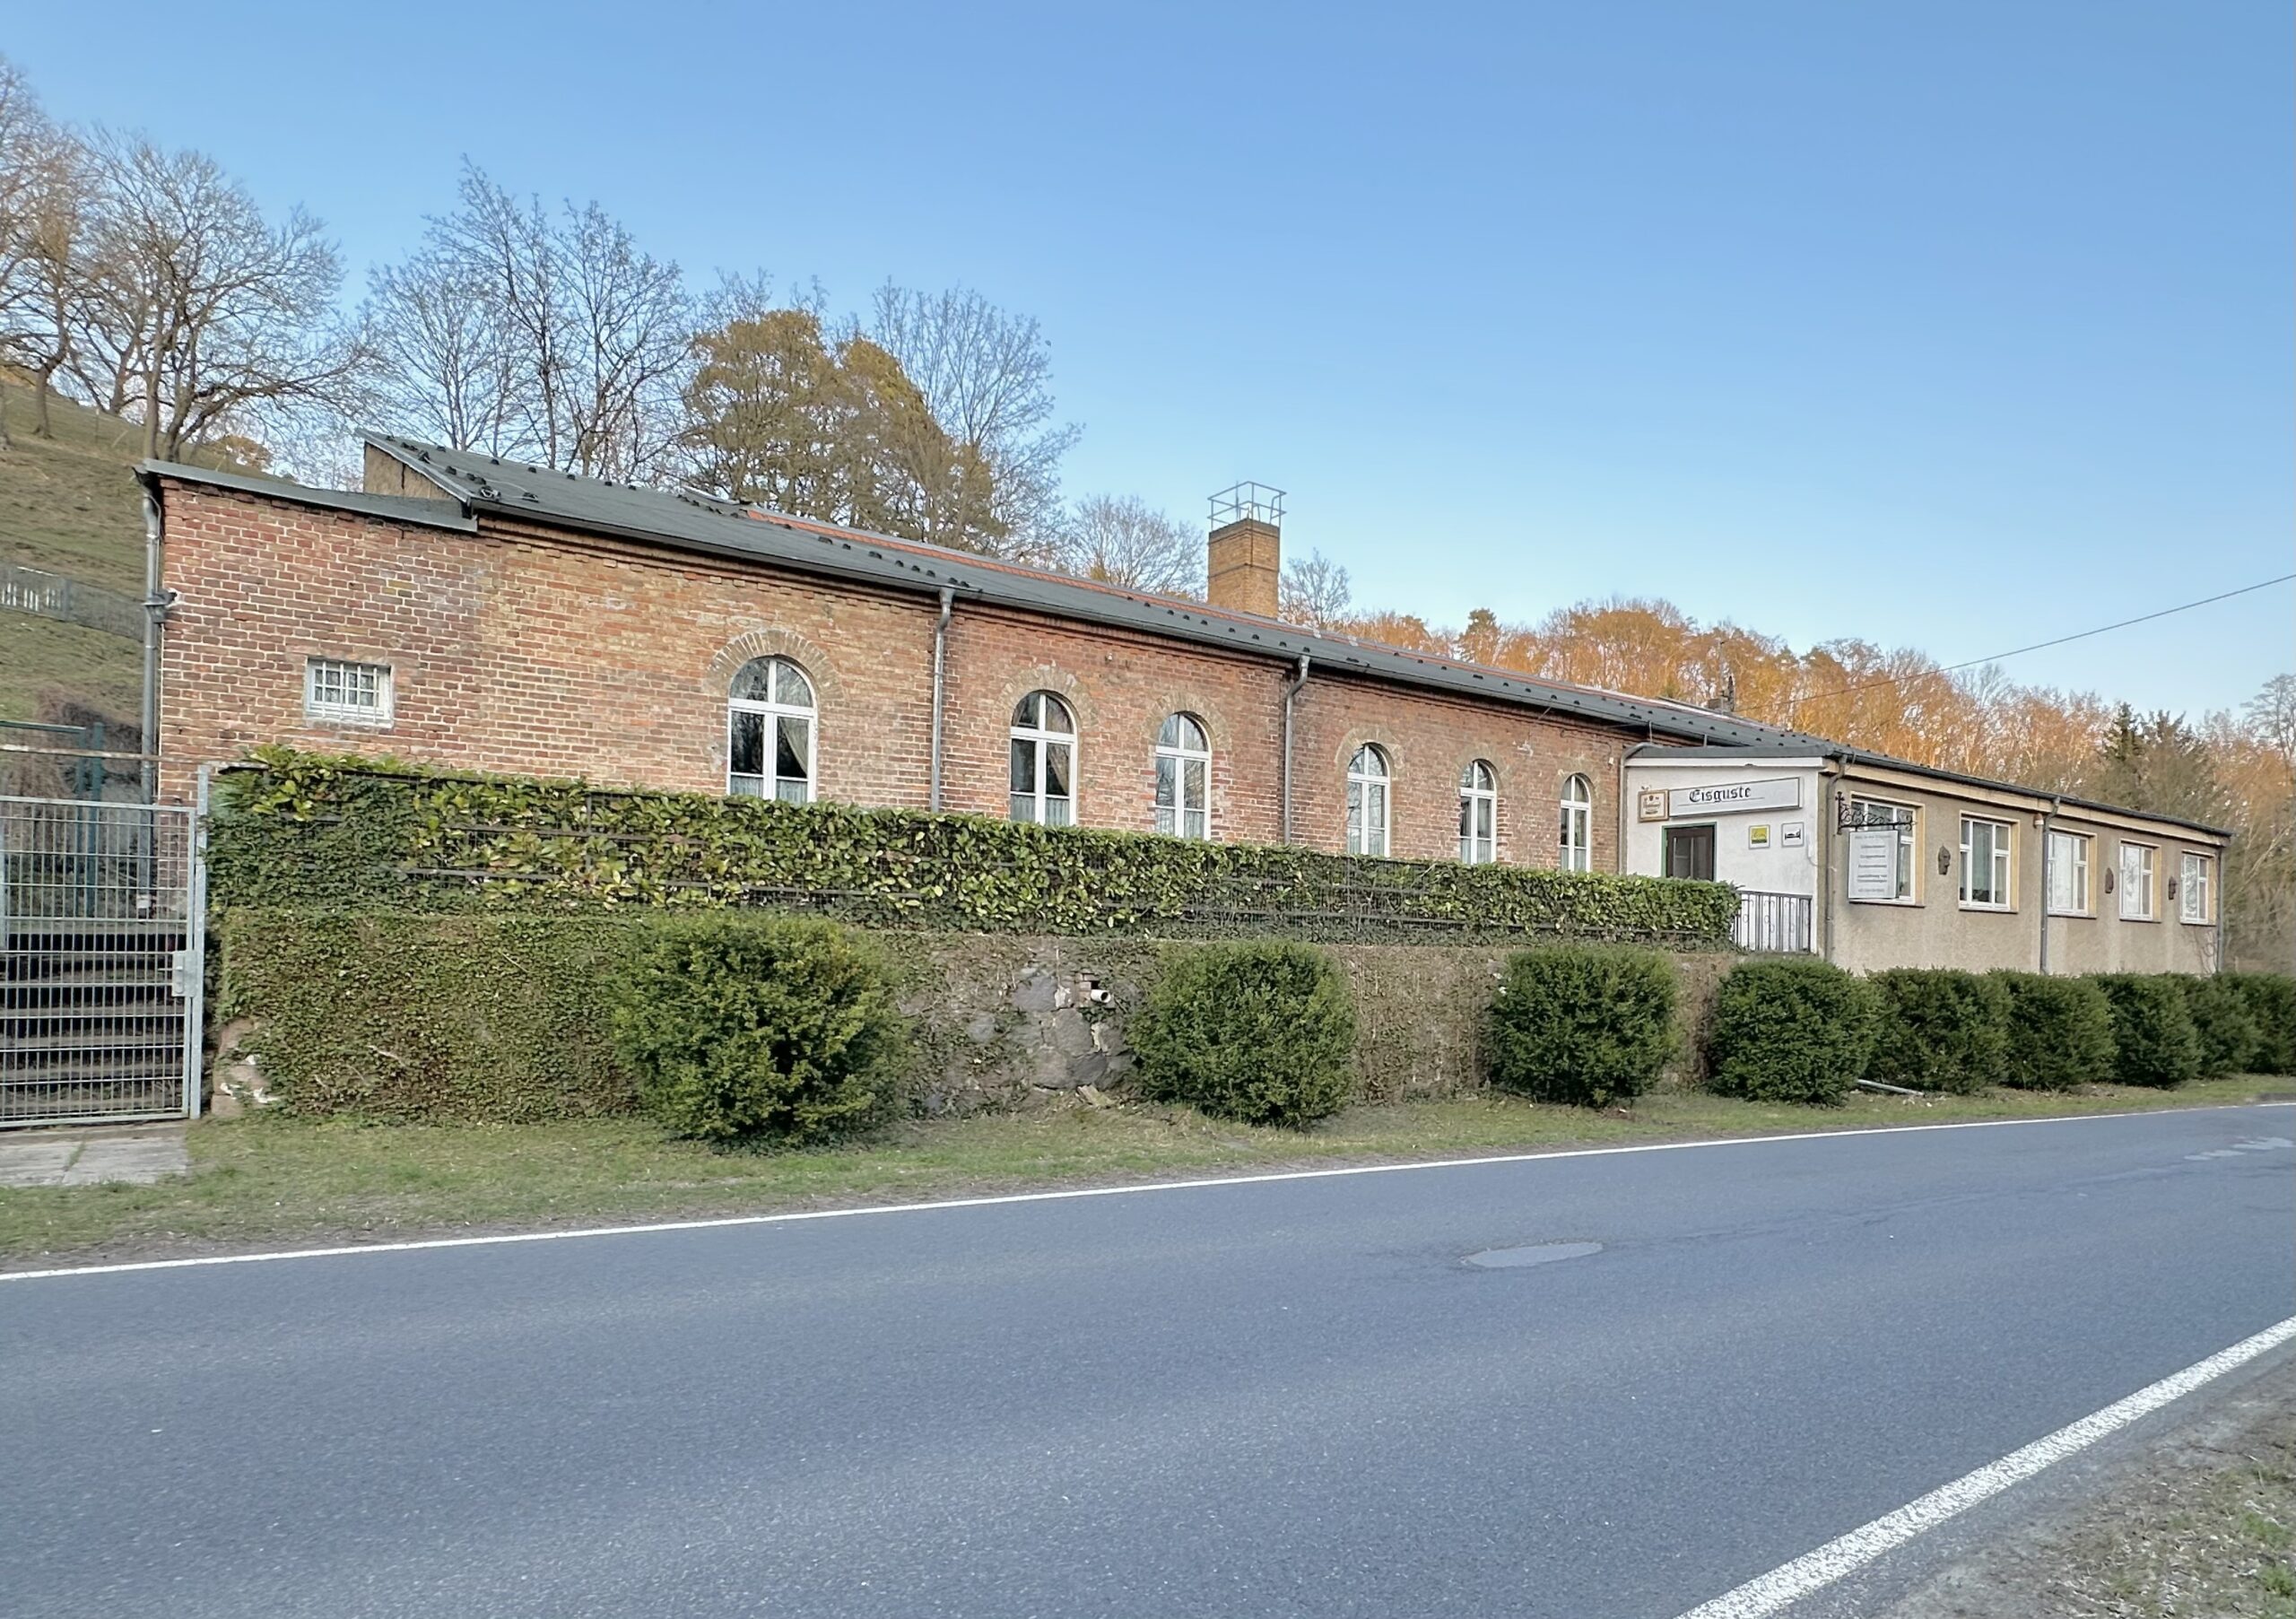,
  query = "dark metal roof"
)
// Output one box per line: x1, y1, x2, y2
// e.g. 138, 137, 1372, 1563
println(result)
1627, 742, 2231, 839
149, 434, 1836, 750
136, 460, 479, 533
